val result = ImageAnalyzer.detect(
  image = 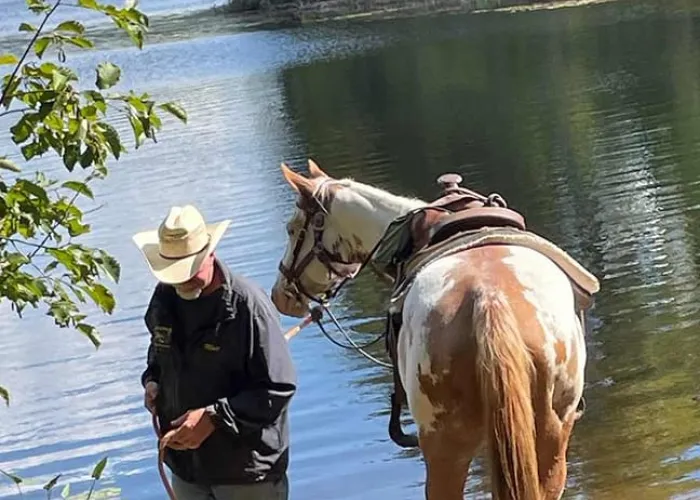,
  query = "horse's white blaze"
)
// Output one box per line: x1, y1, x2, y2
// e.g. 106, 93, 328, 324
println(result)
502, 246, 585, 411
397, 255, 461, 434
